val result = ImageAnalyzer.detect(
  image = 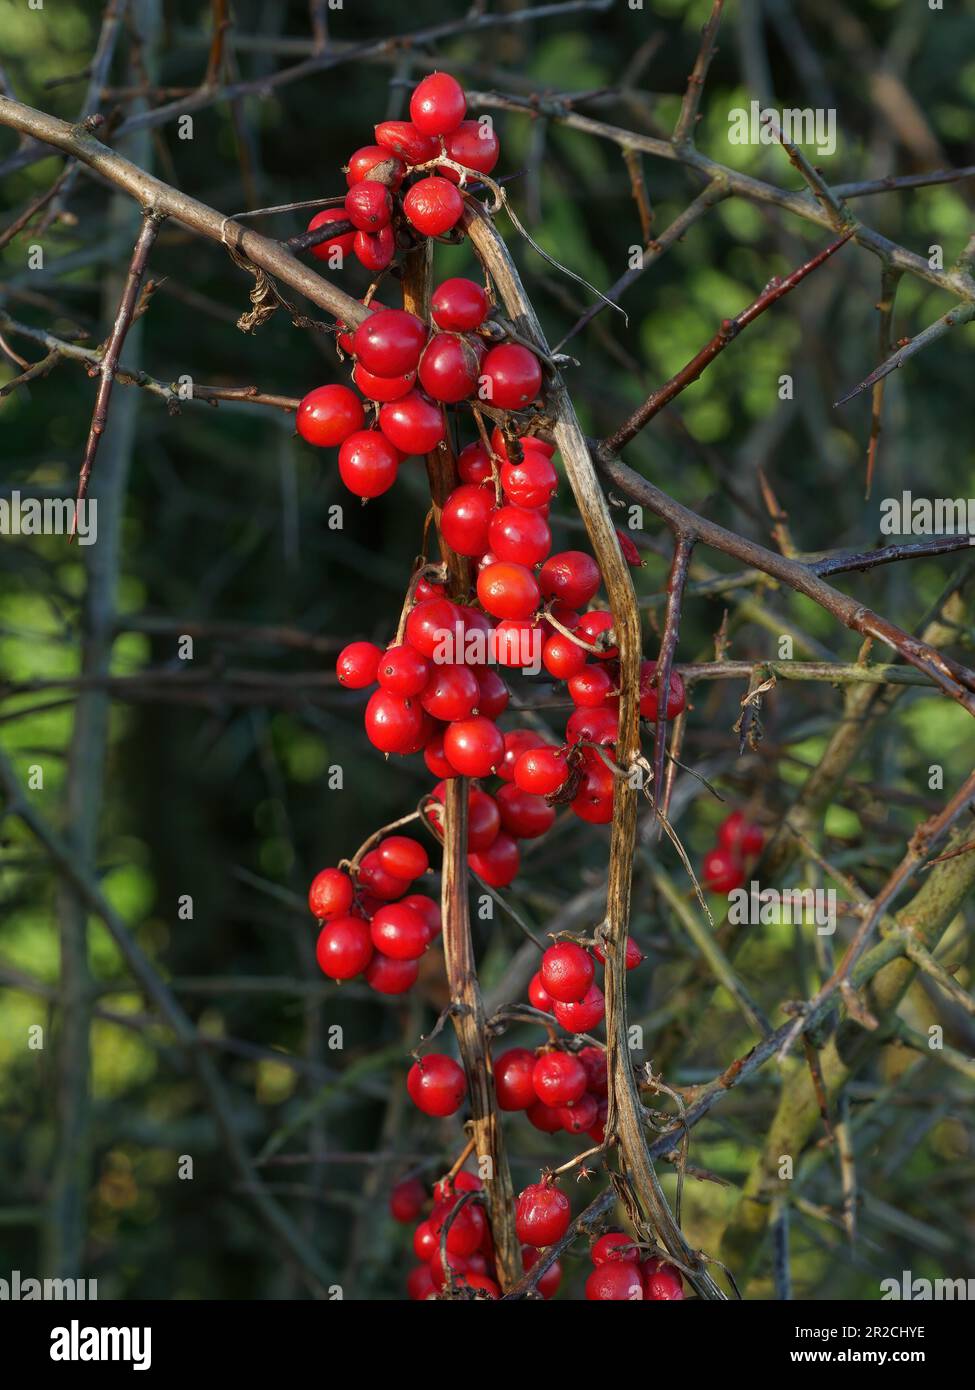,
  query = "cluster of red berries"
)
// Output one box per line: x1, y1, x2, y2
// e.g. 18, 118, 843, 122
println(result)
495, 1042, 609, 1140
584, 1231, 684, 1301
701, 808, 765, 894
526, 935, 644, 1035
308, 837, 441, 994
